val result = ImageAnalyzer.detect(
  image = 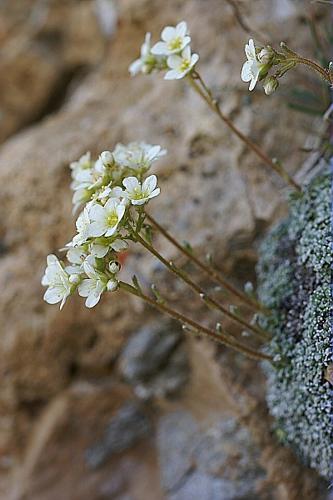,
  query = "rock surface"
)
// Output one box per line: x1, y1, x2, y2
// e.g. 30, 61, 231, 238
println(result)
0, 0, 329, 498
